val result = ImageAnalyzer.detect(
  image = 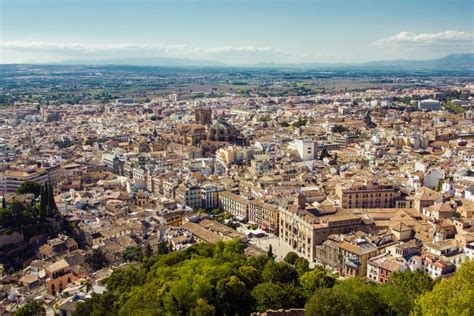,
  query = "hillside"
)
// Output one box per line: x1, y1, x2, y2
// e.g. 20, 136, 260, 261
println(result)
73, 240, 473, 316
